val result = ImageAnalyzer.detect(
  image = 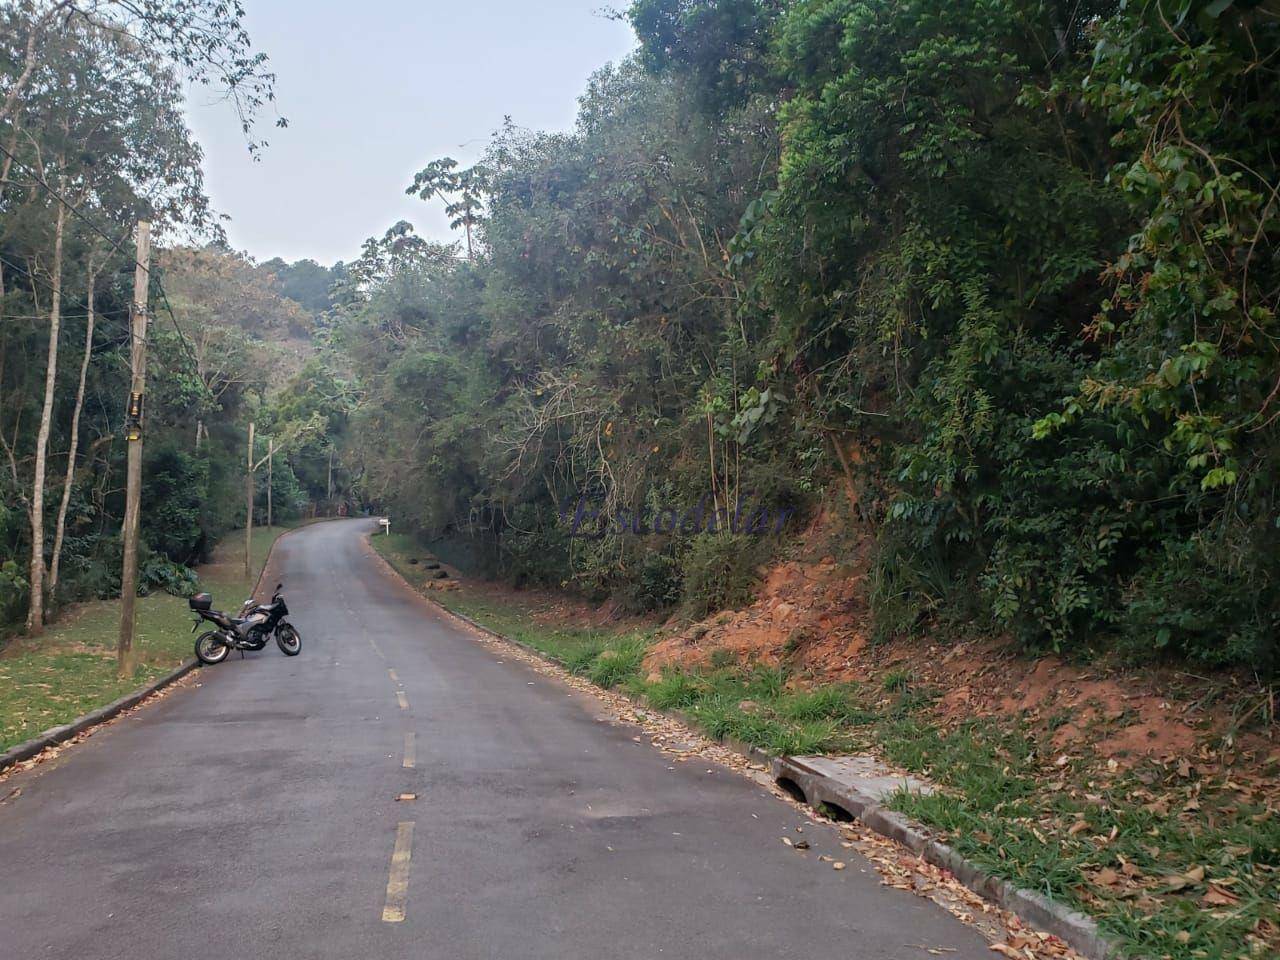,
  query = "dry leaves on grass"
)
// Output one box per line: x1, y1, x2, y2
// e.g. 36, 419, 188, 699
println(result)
0, 670, 199, 786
